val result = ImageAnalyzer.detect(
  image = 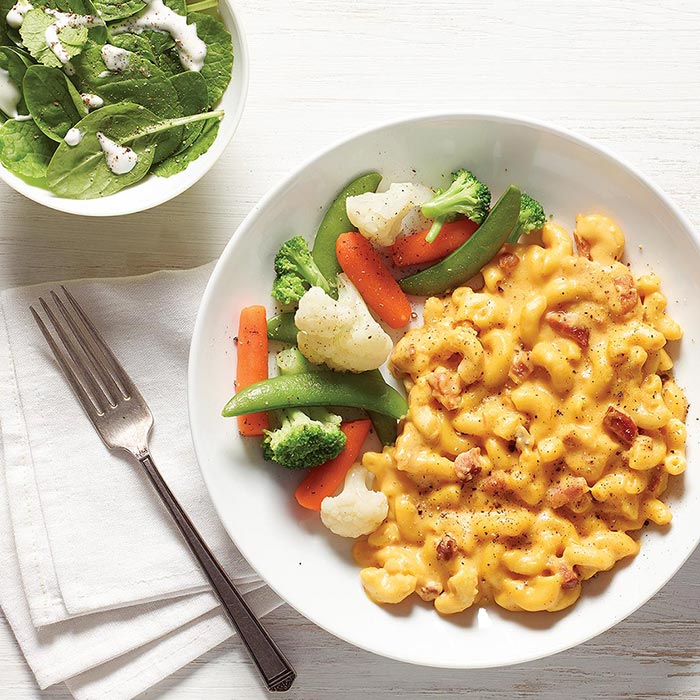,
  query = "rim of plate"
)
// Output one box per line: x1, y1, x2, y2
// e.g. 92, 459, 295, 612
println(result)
188, 111, 700, 668
0, 0, 250, 217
